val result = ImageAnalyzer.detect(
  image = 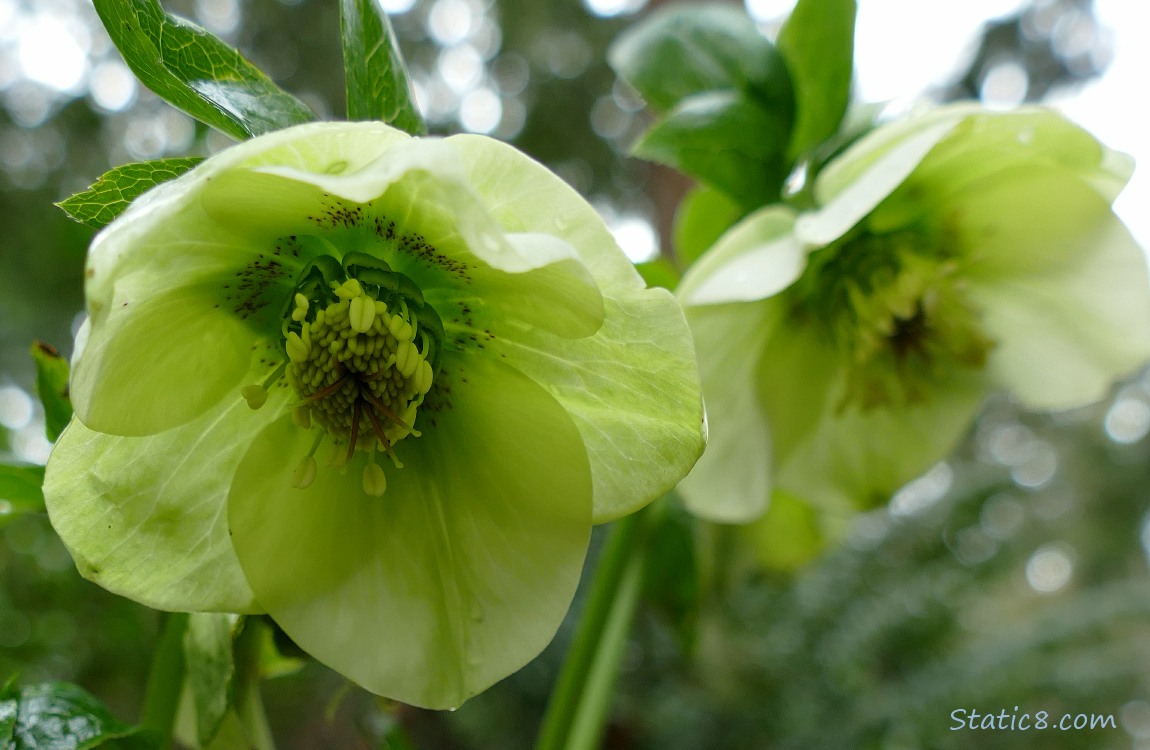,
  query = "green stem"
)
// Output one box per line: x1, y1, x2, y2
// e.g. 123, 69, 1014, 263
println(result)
141, 612, 189, 749
233, 618, 277, 750
535, 501, 656, 750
